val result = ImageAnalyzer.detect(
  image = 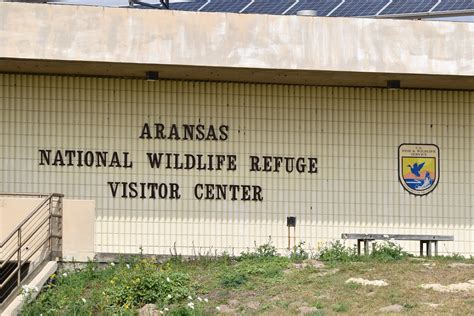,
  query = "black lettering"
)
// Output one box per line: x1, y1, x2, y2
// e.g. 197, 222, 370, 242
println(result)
205, 184, 215, 199
206, 125, 218, 141
183, 125, 194, 140
229, 185, 240, 201
39, 149, 51, 166
64, 150, 76, 166
194, 184, 203, 200
308, 158, 318, 173
216, 155, 225, 171
285, 157, 295, 173
146, 153, 163, 168
108, 182, 120, 197
96, 151, 107, 167
158, 183, 168, 198
109, 152, 121, 168
242, 185, 251, 201
168, 124, 180, 140
139, 123, 152, 139
253, 185, 263, 201
84, 151, 94, 167
196, 124, 205, 140
228, 155, 237, 171
262, 156, 272, 172
273, 157, 283, 172
296, 157, 306, 173
148, 183, 159, 199
250, 156, 260, 171
53, 151, 65, 166
219, 125, 229, 141
154, 123, 166, 139
129, 182, 138, 198
185, 154, 196, 169
170, 183, 181, 199
215, 185, 227, 200
123, 152, 133, 168
77, 151, 84, 167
